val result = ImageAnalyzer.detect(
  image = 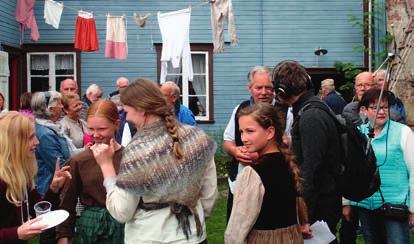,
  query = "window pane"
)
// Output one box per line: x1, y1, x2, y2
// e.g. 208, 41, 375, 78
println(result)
31, 77, 49, 92
55, 54, 74, 75
166, 62, 182, 75
190, 96, 206, 117
30, 55, 49, 71
192, 54, 205, 74
31, 70, 49, 75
